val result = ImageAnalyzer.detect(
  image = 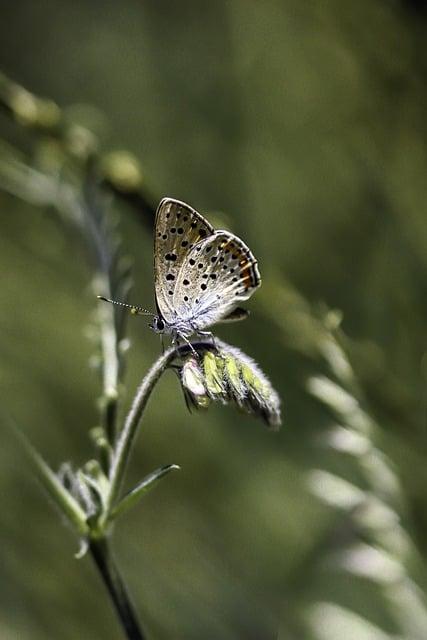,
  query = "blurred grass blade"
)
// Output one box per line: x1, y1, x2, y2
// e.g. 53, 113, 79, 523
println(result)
6, 419, 88, 535
306, 602, 395, 640
112, 464, 180, 520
